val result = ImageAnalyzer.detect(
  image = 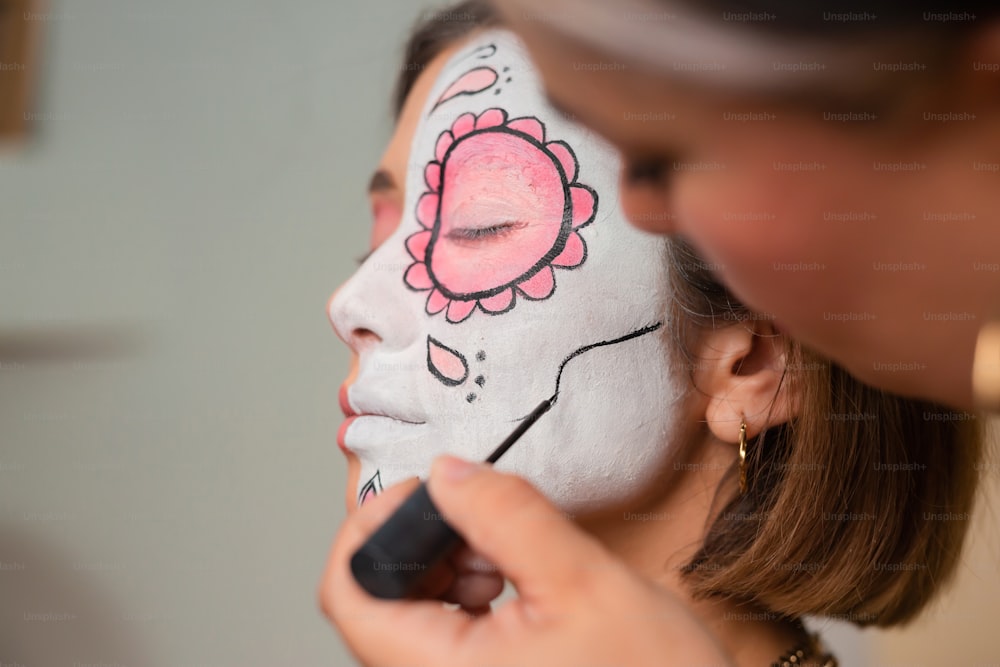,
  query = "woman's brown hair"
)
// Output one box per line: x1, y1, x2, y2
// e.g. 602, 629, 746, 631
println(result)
392, 0, 984, 628
392, 1, 500, 119
667, 239, 983, 626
